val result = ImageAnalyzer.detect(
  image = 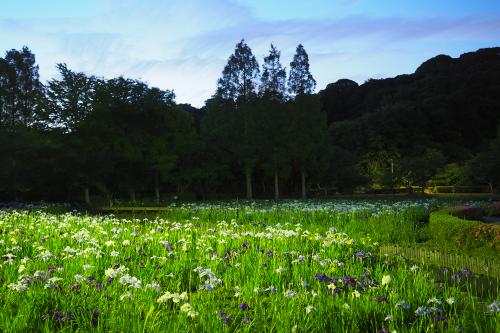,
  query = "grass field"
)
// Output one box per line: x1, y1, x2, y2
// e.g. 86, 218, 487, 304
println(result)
0, 200, 498, 332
